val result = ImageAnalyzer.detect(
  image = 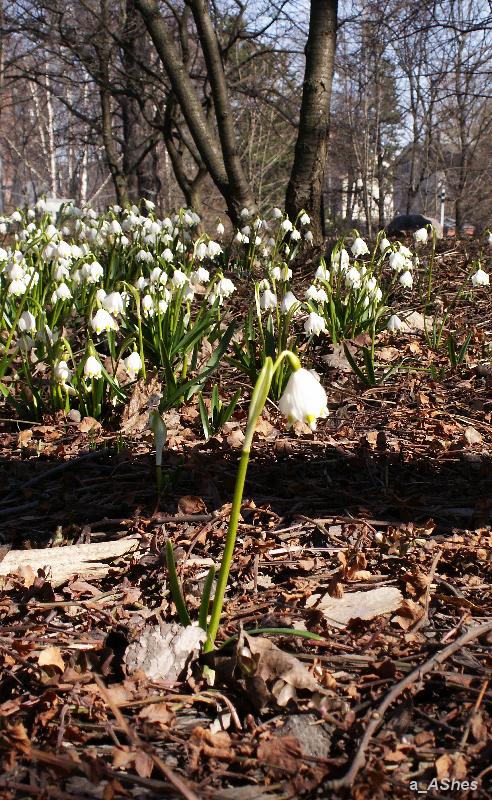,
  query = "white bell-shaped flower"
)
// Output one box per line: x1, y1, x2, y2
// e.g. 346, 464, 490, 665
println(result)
471, 268, 489, 287
279, 368, 328, 430
351, 237, 369, 257
280, 291, 299, 314
91, 308, 117, 334
387, 314, 403, 331
260, 288, 277, 311
124, 351, 143, 379
103, 291, 125, 316
399, 270, 413, 289
304, 311, 326, 336
414, 227, 428, 244
54, 360, 72, 384
84, 355, 102, 379
19, 311, 36, 333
